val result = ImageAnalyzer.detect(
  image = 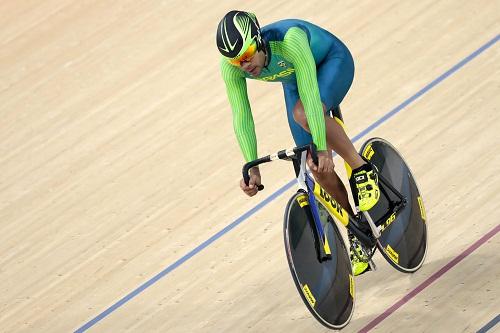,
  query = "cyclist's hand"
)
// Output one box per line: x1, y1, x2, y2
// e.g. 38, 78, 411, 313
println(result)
307, 150, 334, 174
240, 167, 262, 197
